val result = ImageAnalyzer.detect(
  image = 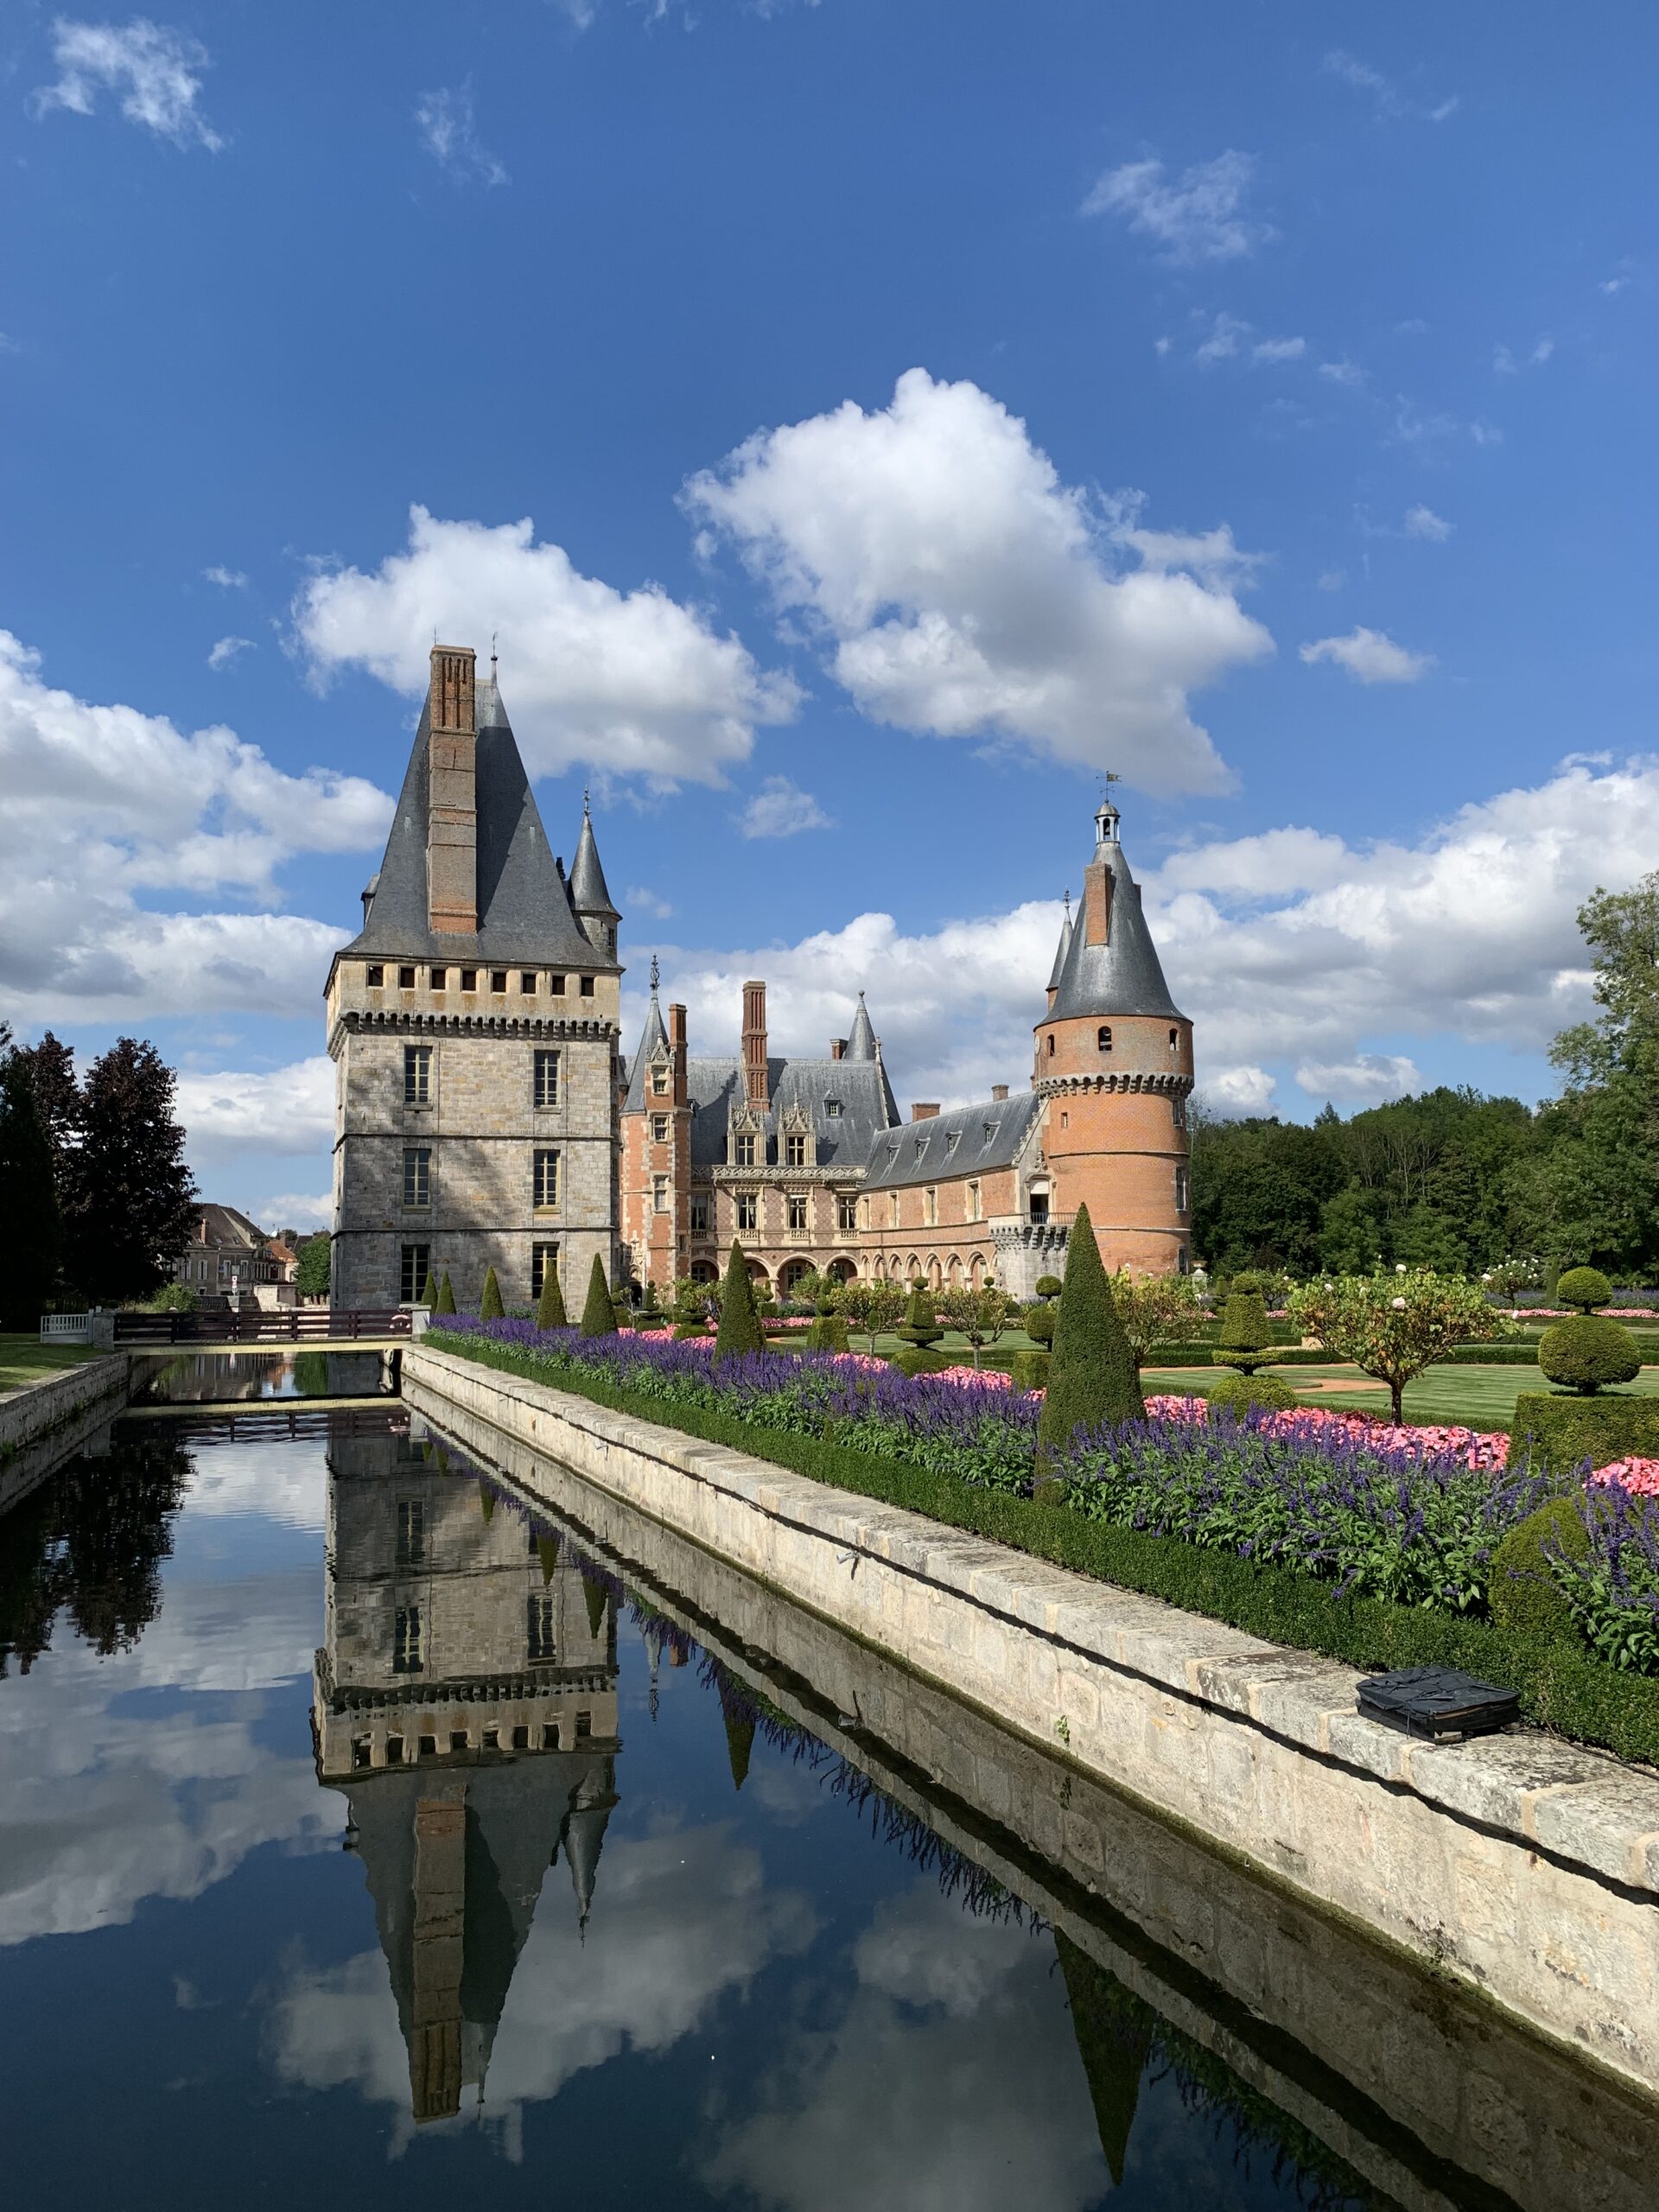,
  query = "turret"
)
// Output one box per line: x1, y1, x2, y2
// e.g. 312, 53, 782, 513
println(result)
569, 795, 620, 958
